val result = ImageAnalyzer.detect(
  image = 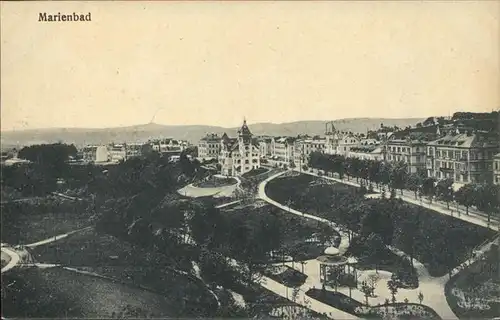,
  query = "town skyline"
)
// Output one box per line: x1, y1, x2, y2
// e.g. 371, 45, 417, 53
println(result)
2, 1, 498, 131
